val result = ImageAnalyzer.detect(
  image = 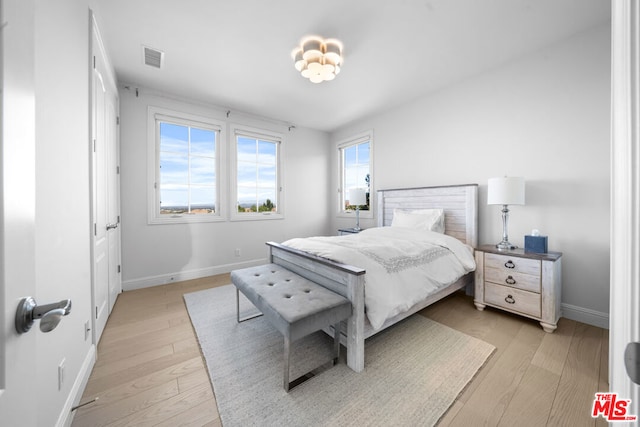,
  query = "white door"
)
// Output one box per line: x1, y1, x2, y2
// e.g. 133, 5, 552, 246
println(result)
0, 0, 38, 423
106, 88, 121, 313
92, 57, 109, 342
91, 19, 120, 344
